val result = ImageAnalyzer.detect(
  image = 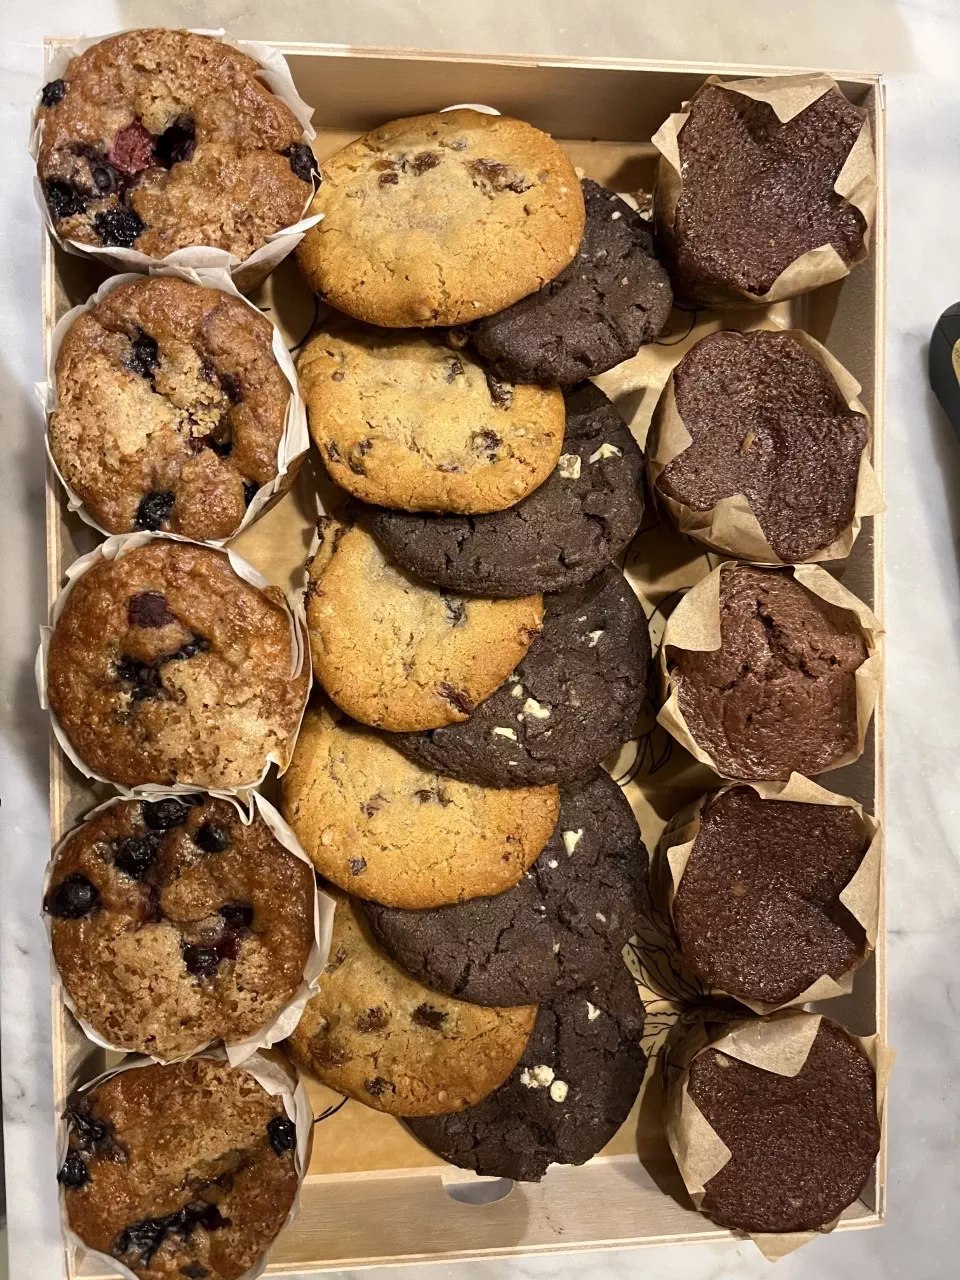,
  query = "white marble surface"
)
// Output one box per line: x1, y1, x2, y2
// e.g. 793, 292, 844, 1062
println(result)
2, 1, 960, 1278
